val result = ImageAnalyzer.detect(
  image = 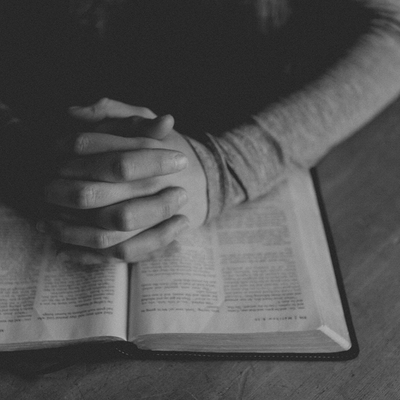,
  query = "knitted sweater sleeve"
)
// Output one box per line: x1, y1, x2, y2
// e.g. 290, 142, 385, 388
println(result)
188, 0, 400, 222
